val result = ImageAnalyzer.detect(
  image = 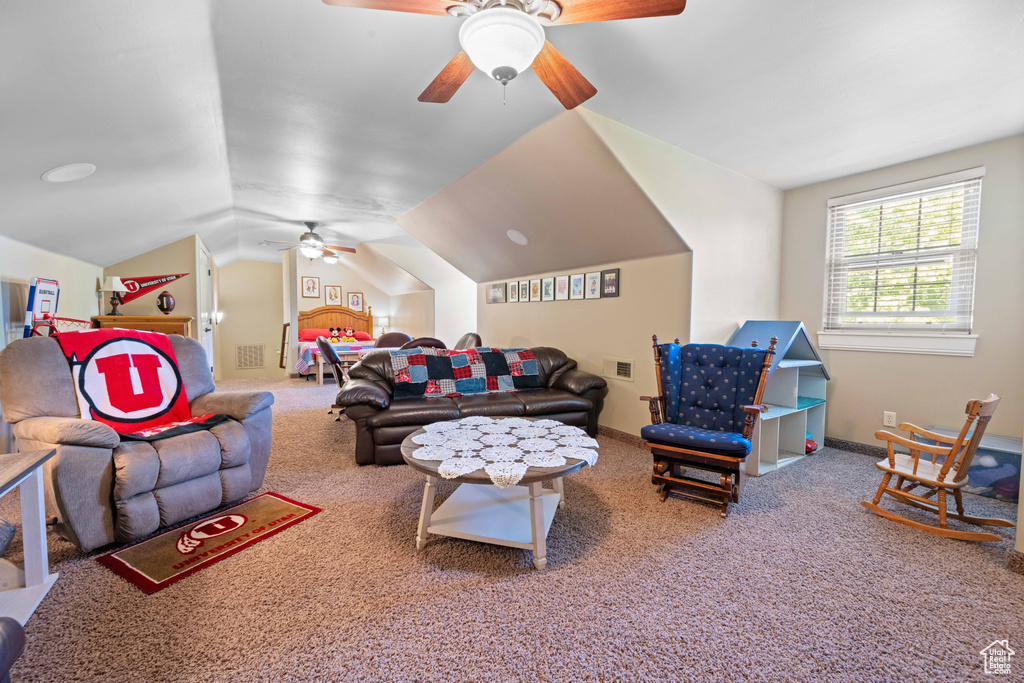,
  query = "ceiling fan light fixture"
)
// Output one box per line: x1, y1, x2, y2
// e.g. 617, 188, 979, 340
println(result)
299, 246, 322, 259
322, 254, 339, 264
459, 8, 544, 84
